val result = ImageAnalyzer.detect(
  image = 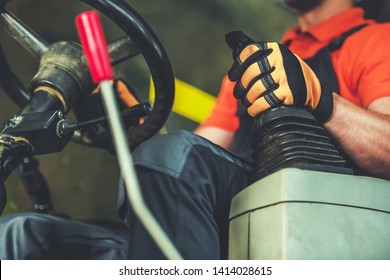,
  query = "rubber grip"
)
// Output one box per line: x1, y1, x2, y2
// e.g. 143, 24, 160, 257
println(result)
75, 11, 113, 83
